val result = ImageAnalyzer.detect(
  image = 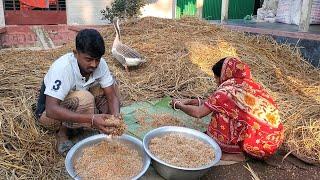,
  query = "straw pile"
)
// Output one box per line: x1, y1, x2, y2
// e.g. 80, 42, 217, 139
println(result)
0, 17, 319, 178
